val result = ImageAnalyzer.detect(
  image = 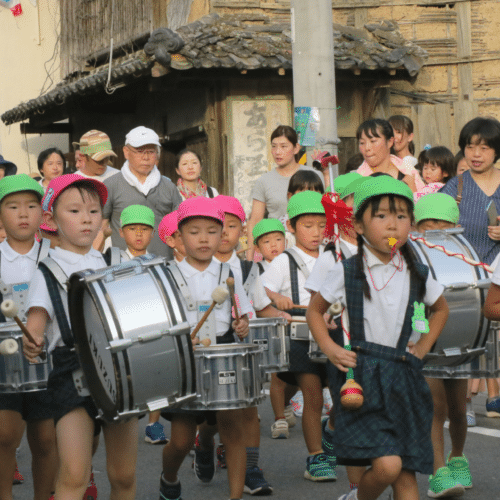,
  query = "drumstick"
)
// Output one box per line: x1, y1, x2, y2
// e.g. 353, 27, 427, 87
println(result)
327, 302, 342, 323
1, 300, 46, 360
409, 234, 494, 273
0, 338, 18, 356
290, 318, 308, 324
226, 277, 240, 322
190, 286, 229, 339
